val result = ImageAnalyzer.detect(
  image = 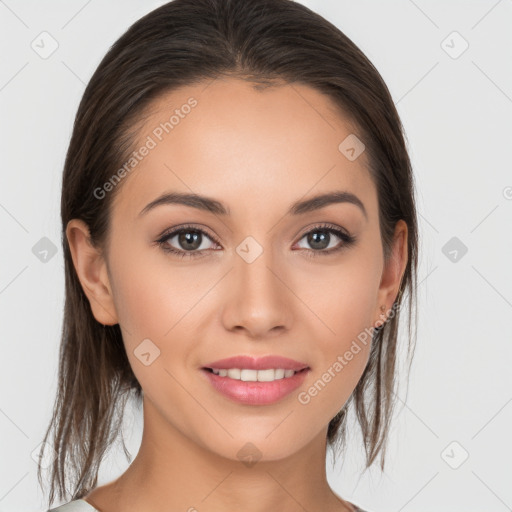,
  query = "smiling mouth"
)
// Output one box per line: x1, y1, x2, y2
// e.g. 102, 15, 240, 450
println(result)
201, 365, 310, 405
203, 367, 309, 382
